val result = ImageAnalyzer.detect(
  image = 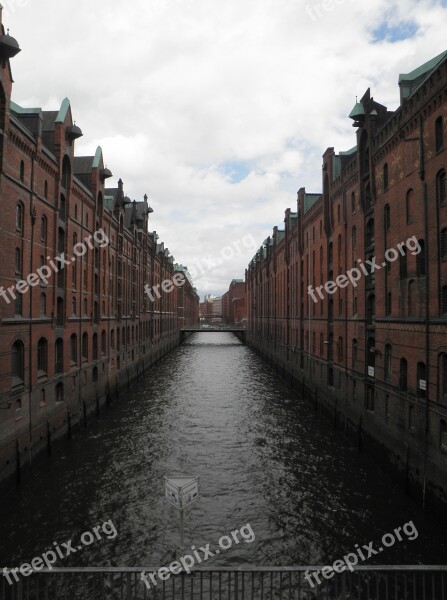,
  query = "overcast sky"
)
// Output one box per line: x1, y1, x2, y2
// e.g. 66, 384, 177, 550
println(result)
4, 0, 447, 297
